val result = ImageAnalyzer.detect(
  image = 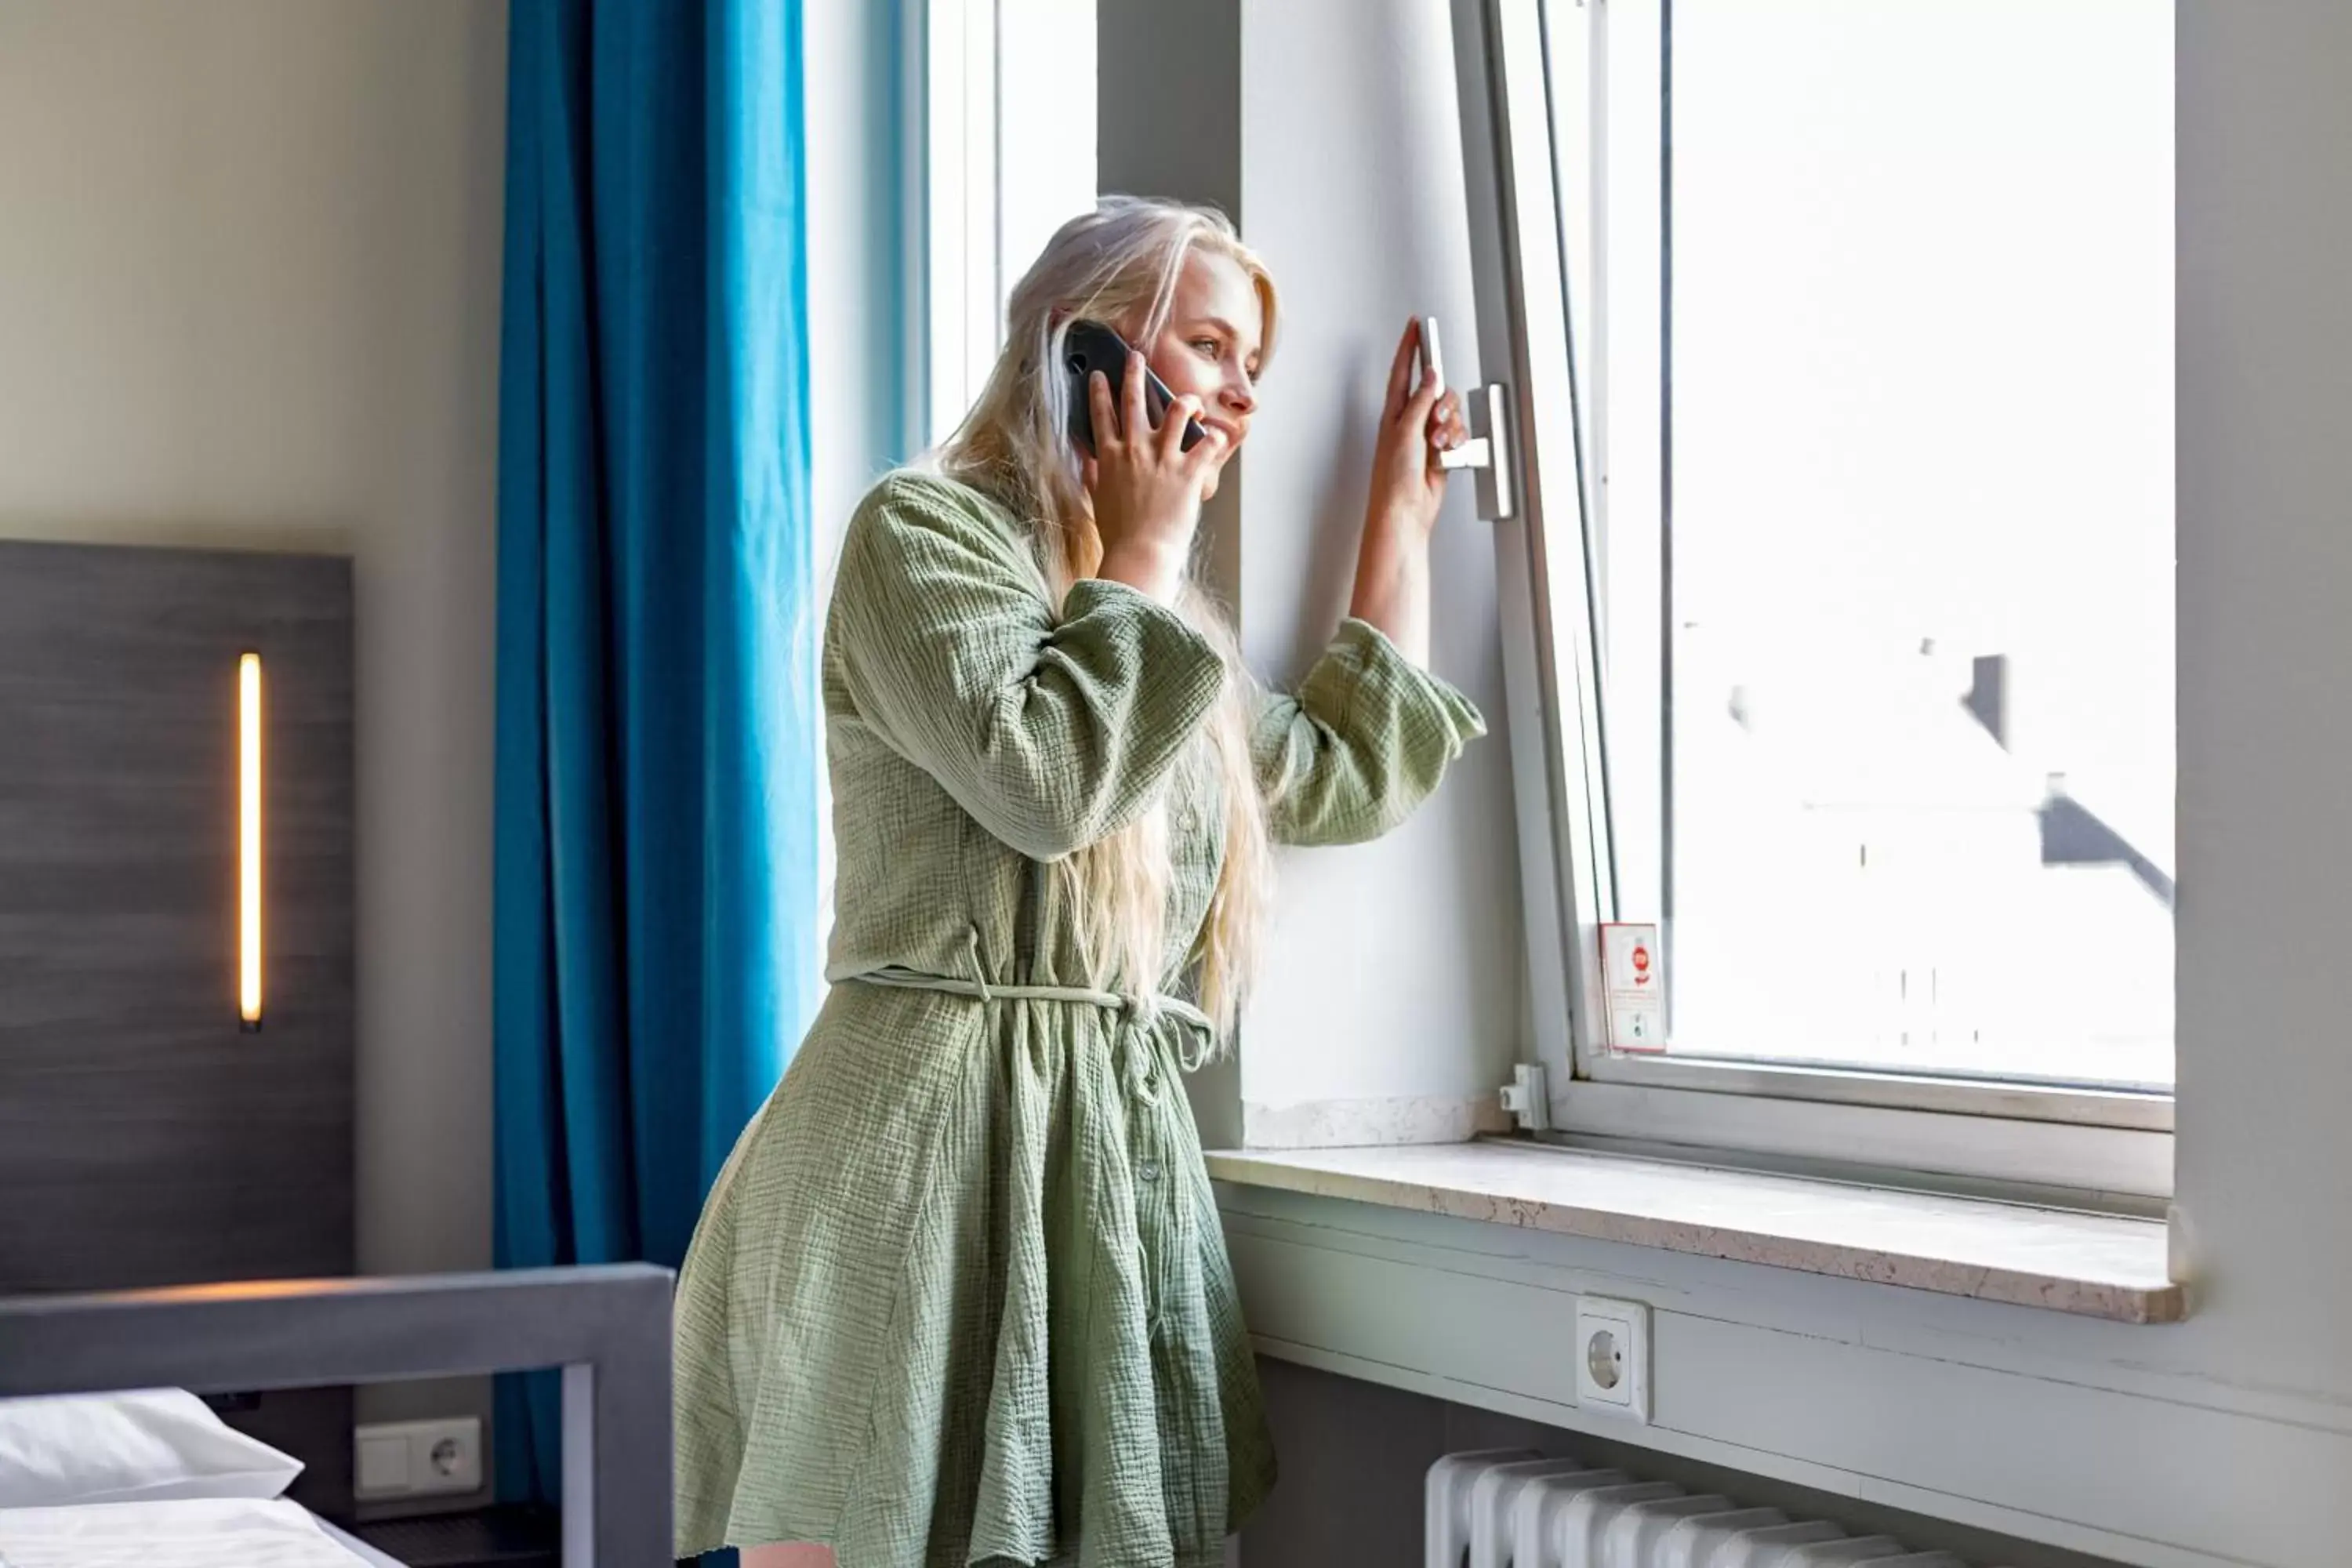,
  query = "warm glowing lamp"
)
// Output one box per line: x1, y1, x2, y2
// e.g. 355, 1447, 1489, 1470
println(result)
238, 652, 263, 1031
